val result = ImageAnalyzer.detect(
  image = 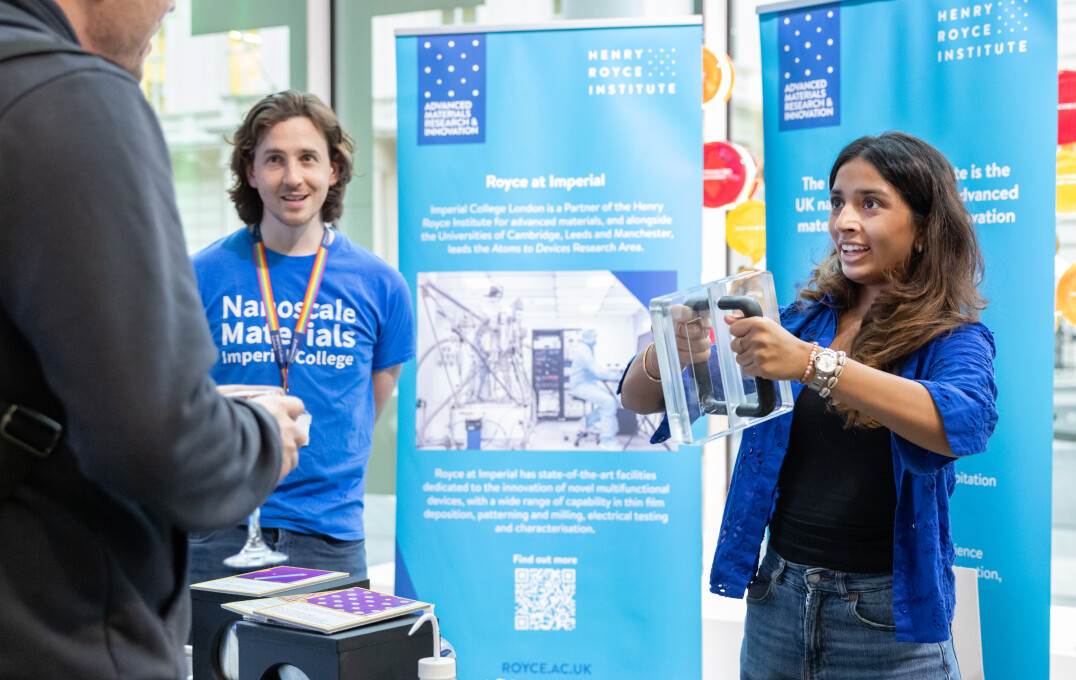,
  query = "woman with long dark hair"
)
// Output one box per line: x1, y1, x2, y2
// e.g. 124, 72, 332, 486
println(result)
621, 131, 997, 678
